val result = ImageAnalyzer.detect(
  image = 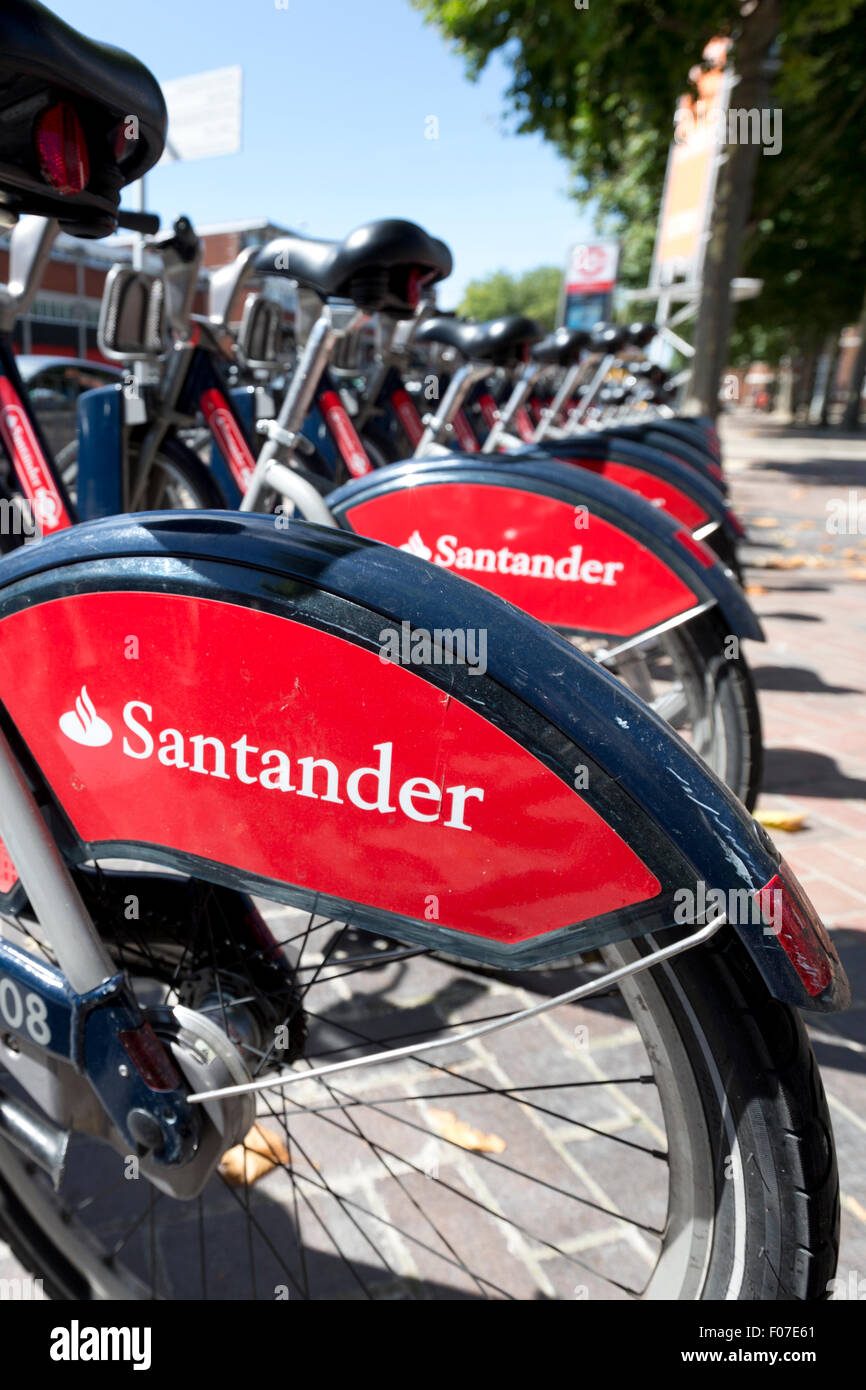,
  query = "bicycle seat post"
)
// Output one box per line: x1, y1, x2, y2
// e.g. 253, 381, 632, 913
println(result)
532, 358, 589, 442
240, 303, 368, 513
415, 358, 490, 455
482, 361, 545, 453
